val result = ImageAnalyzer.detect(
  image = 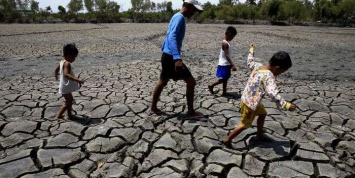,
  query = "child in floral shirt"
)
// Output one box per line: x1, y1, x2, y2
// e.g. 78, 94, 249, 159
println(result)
223, 45, 297, 148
